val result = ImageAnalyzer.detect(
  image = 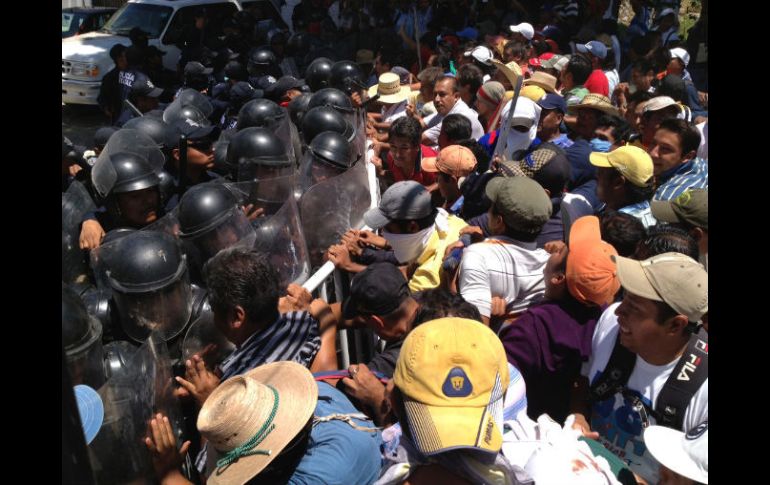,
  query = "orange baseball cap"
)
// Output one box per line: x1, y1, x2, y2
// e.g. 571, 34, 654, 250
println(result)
566, 215, 620, 306
421, 145, 478, 178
